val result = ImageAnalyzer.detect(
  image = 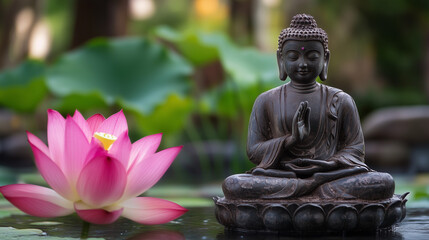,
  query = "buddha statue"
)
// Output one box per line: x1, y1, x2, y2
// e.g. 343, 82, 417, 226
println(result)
222, 14, 395, 201
215, 14, 407, 233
